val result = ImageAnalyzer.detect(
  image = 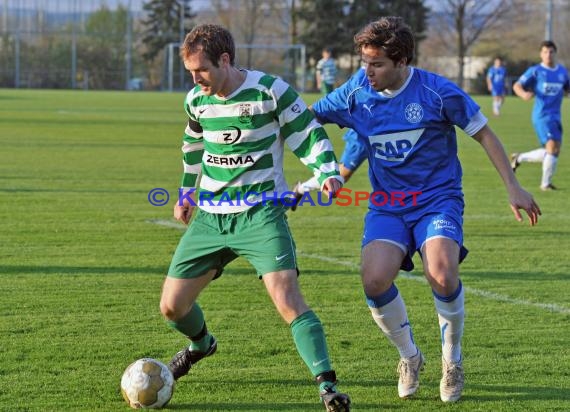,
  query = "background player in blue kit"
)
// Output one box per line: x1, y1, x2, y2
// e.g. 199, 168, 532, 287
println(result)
486, 57, 508, 116
292, 128, 367, 210
311, 16, 541, 403
511, 40, 569, 191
